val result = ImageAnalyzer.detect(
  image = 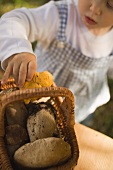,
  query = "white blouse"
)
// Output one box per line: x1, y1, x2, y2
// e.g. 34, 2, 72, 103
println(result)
0, 0, 113, 64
